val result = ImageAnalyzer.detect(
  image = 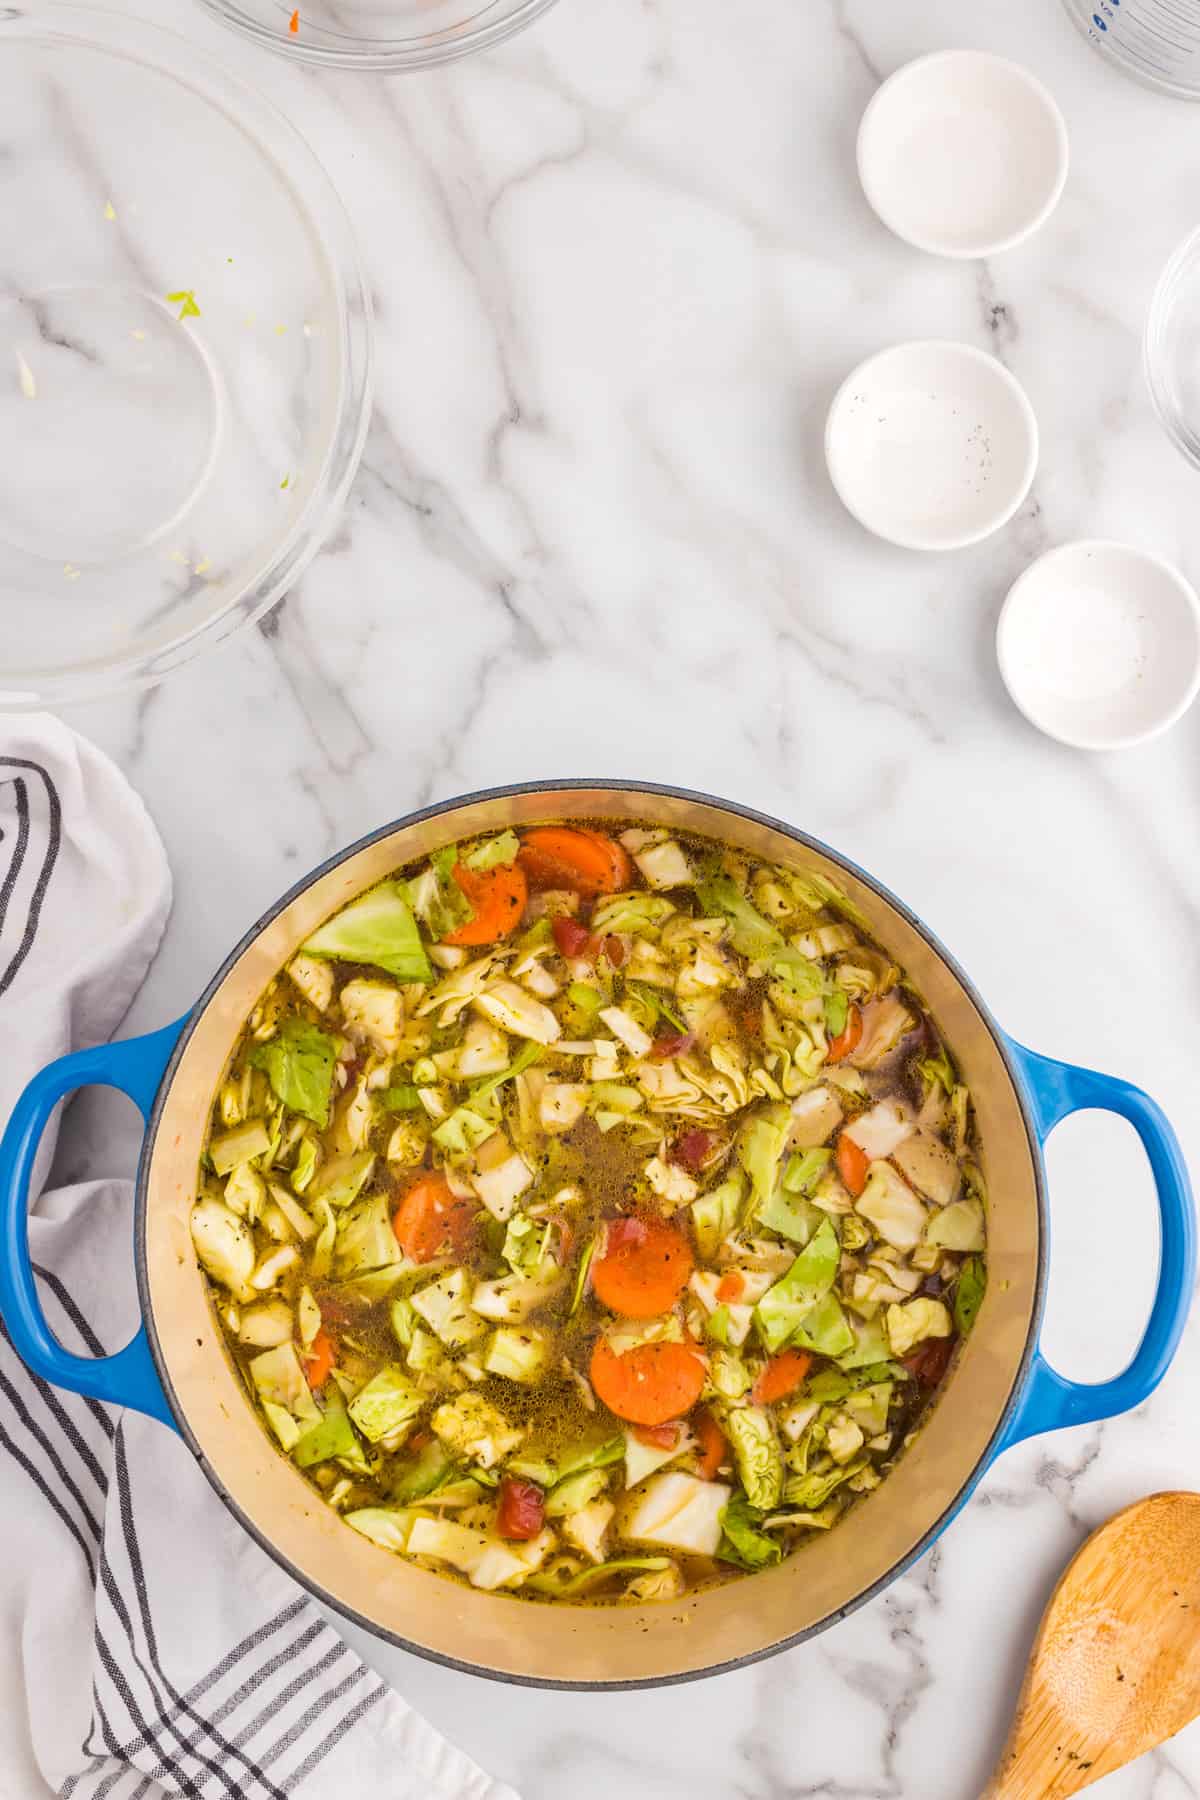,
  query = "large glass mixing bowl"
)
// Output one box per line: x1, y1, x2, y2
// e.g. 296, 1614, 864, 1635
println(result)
0, 5, 373, 707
